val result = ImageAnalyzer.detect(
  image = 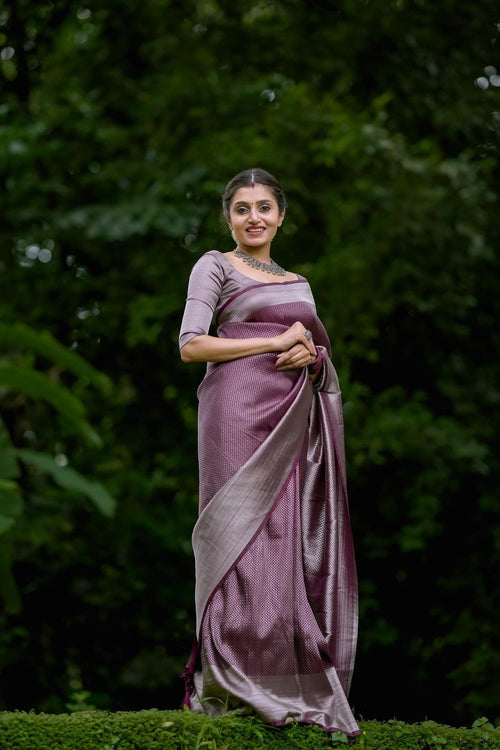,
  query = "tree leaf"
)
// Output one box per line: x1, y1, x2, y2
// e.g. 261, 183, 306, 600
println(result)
0, 364, 101, 446
0, 417, 20, 481
17, 449, 117, 518
0, 322, 112, 395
